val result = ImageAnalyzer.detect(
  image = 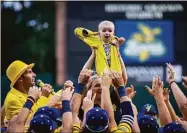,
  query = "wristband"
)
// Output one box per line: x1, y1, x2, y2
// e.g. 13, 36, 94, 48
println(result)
61, 100, 71, 115
75, 83, 85, 94
23, 99, 34, 110
120, 101, 134, 117
169, 81, 175, 86
27, 97, 35, 105
120, 101, 134, 128
28, 96, 36, 103
117, 86, 126, 98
